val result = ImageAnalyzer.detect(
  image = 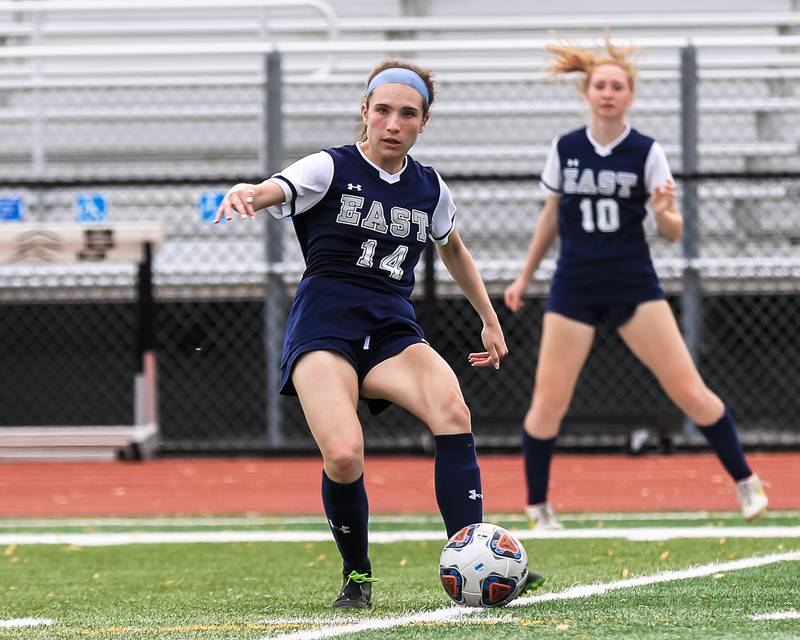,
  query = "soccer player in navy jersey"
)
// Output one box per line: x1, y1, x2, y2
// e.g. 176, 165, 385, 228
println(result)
501, 40, 768, 530
215, 59, 509, 608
